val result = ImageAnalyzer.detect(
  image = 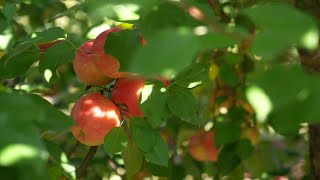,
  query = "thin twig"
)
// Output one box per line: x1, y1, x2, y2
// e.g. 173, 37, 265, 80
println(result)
207, 0, 216, 12
76, 146, 98, 179
170, 1, 243, 40
67, 141, 80, 159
